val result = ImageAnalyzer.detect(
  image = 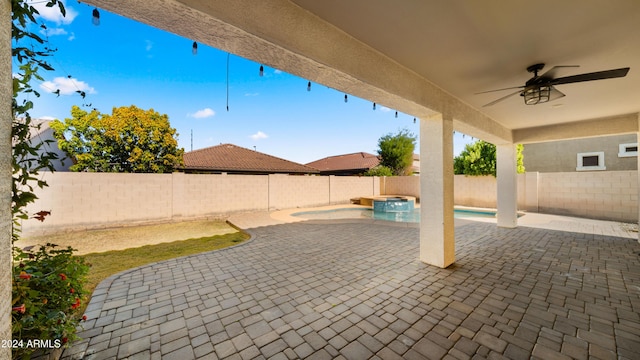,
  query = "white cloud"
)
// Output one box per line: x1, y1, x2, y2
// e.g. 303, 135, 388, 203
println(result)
145, 40, 153, 51
274, 69, 283, 74
250, 131, 268, 140
67, 32, 75, 41
40, 77, 96, 96
379, 106, 391, 112
41, 27, 67, 37
244, 92, 259, 97
33, 1, 78, 25
188, 108, 215, 119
